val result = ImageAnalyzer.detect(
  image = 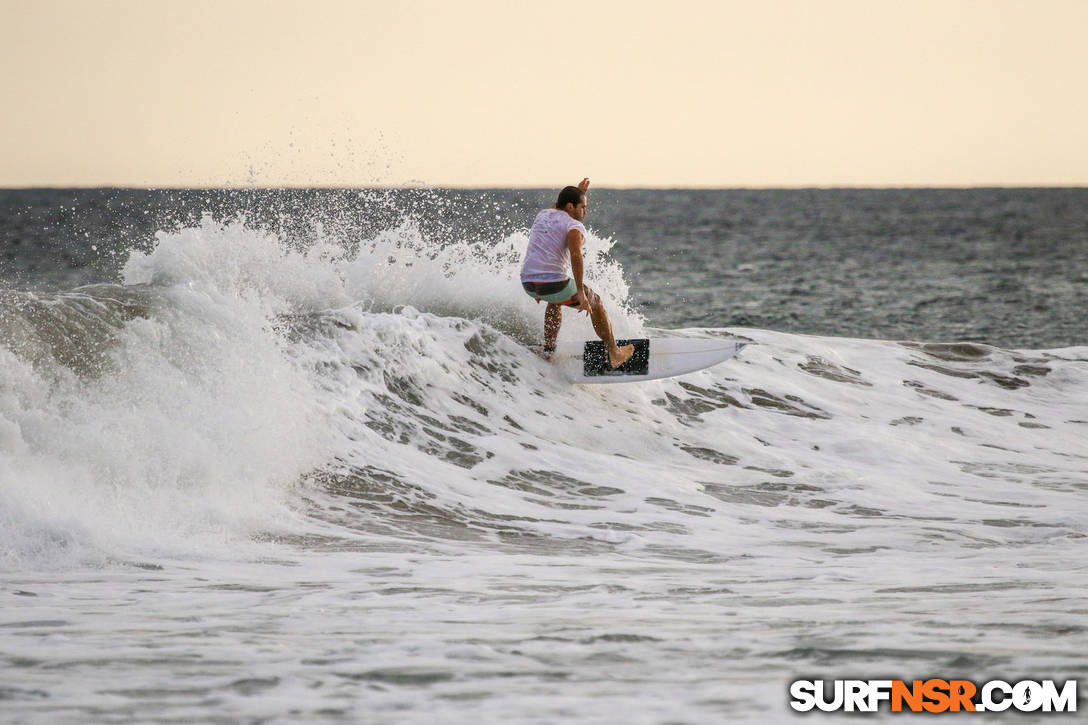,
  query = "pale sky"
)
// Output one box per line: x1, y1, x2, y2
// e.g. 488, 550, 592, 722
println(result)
3, 0, 1087, 187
